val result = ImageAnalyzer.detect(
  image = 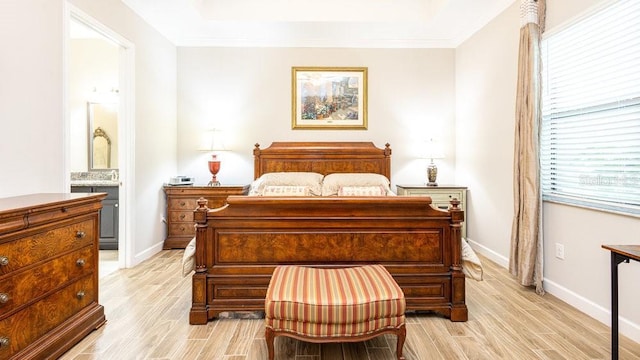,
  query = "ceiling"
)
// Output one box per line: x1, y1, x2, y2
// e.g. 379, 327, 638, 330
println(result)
120, 0, 516, 48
